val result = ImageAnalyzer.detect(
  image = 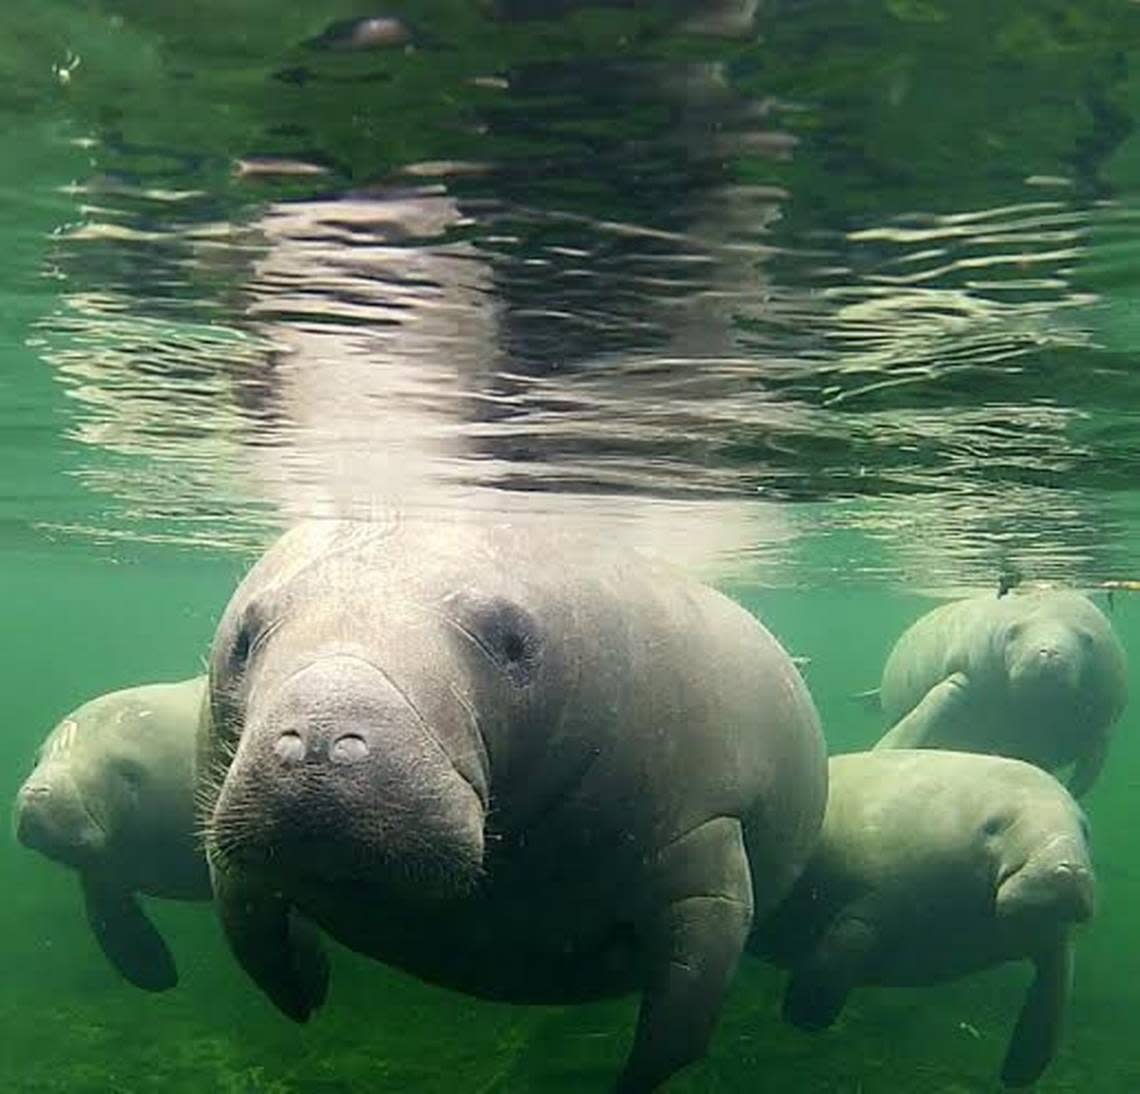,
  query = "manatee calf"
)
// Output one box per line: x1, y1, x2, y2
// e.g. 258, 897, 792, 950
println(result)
872, 589, 1127, 795
14, 677, 211, 991
199, 519, 827, 1092
753, 750, 1095, 1087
